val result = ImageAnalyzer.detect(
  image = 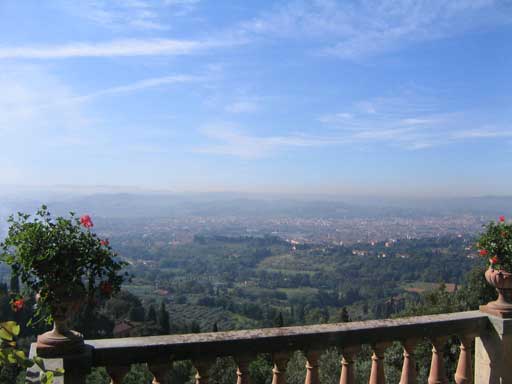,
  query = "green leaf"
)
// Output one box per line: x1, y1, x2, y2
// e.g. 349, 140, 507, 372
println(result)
33, 355, 46, 370
0, 350, 7, 364
7, 351, 16, 364
22, 357, 35, 368
0, 328, 12, 341
0, 321, 20, 337
42, 371, 54, 384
